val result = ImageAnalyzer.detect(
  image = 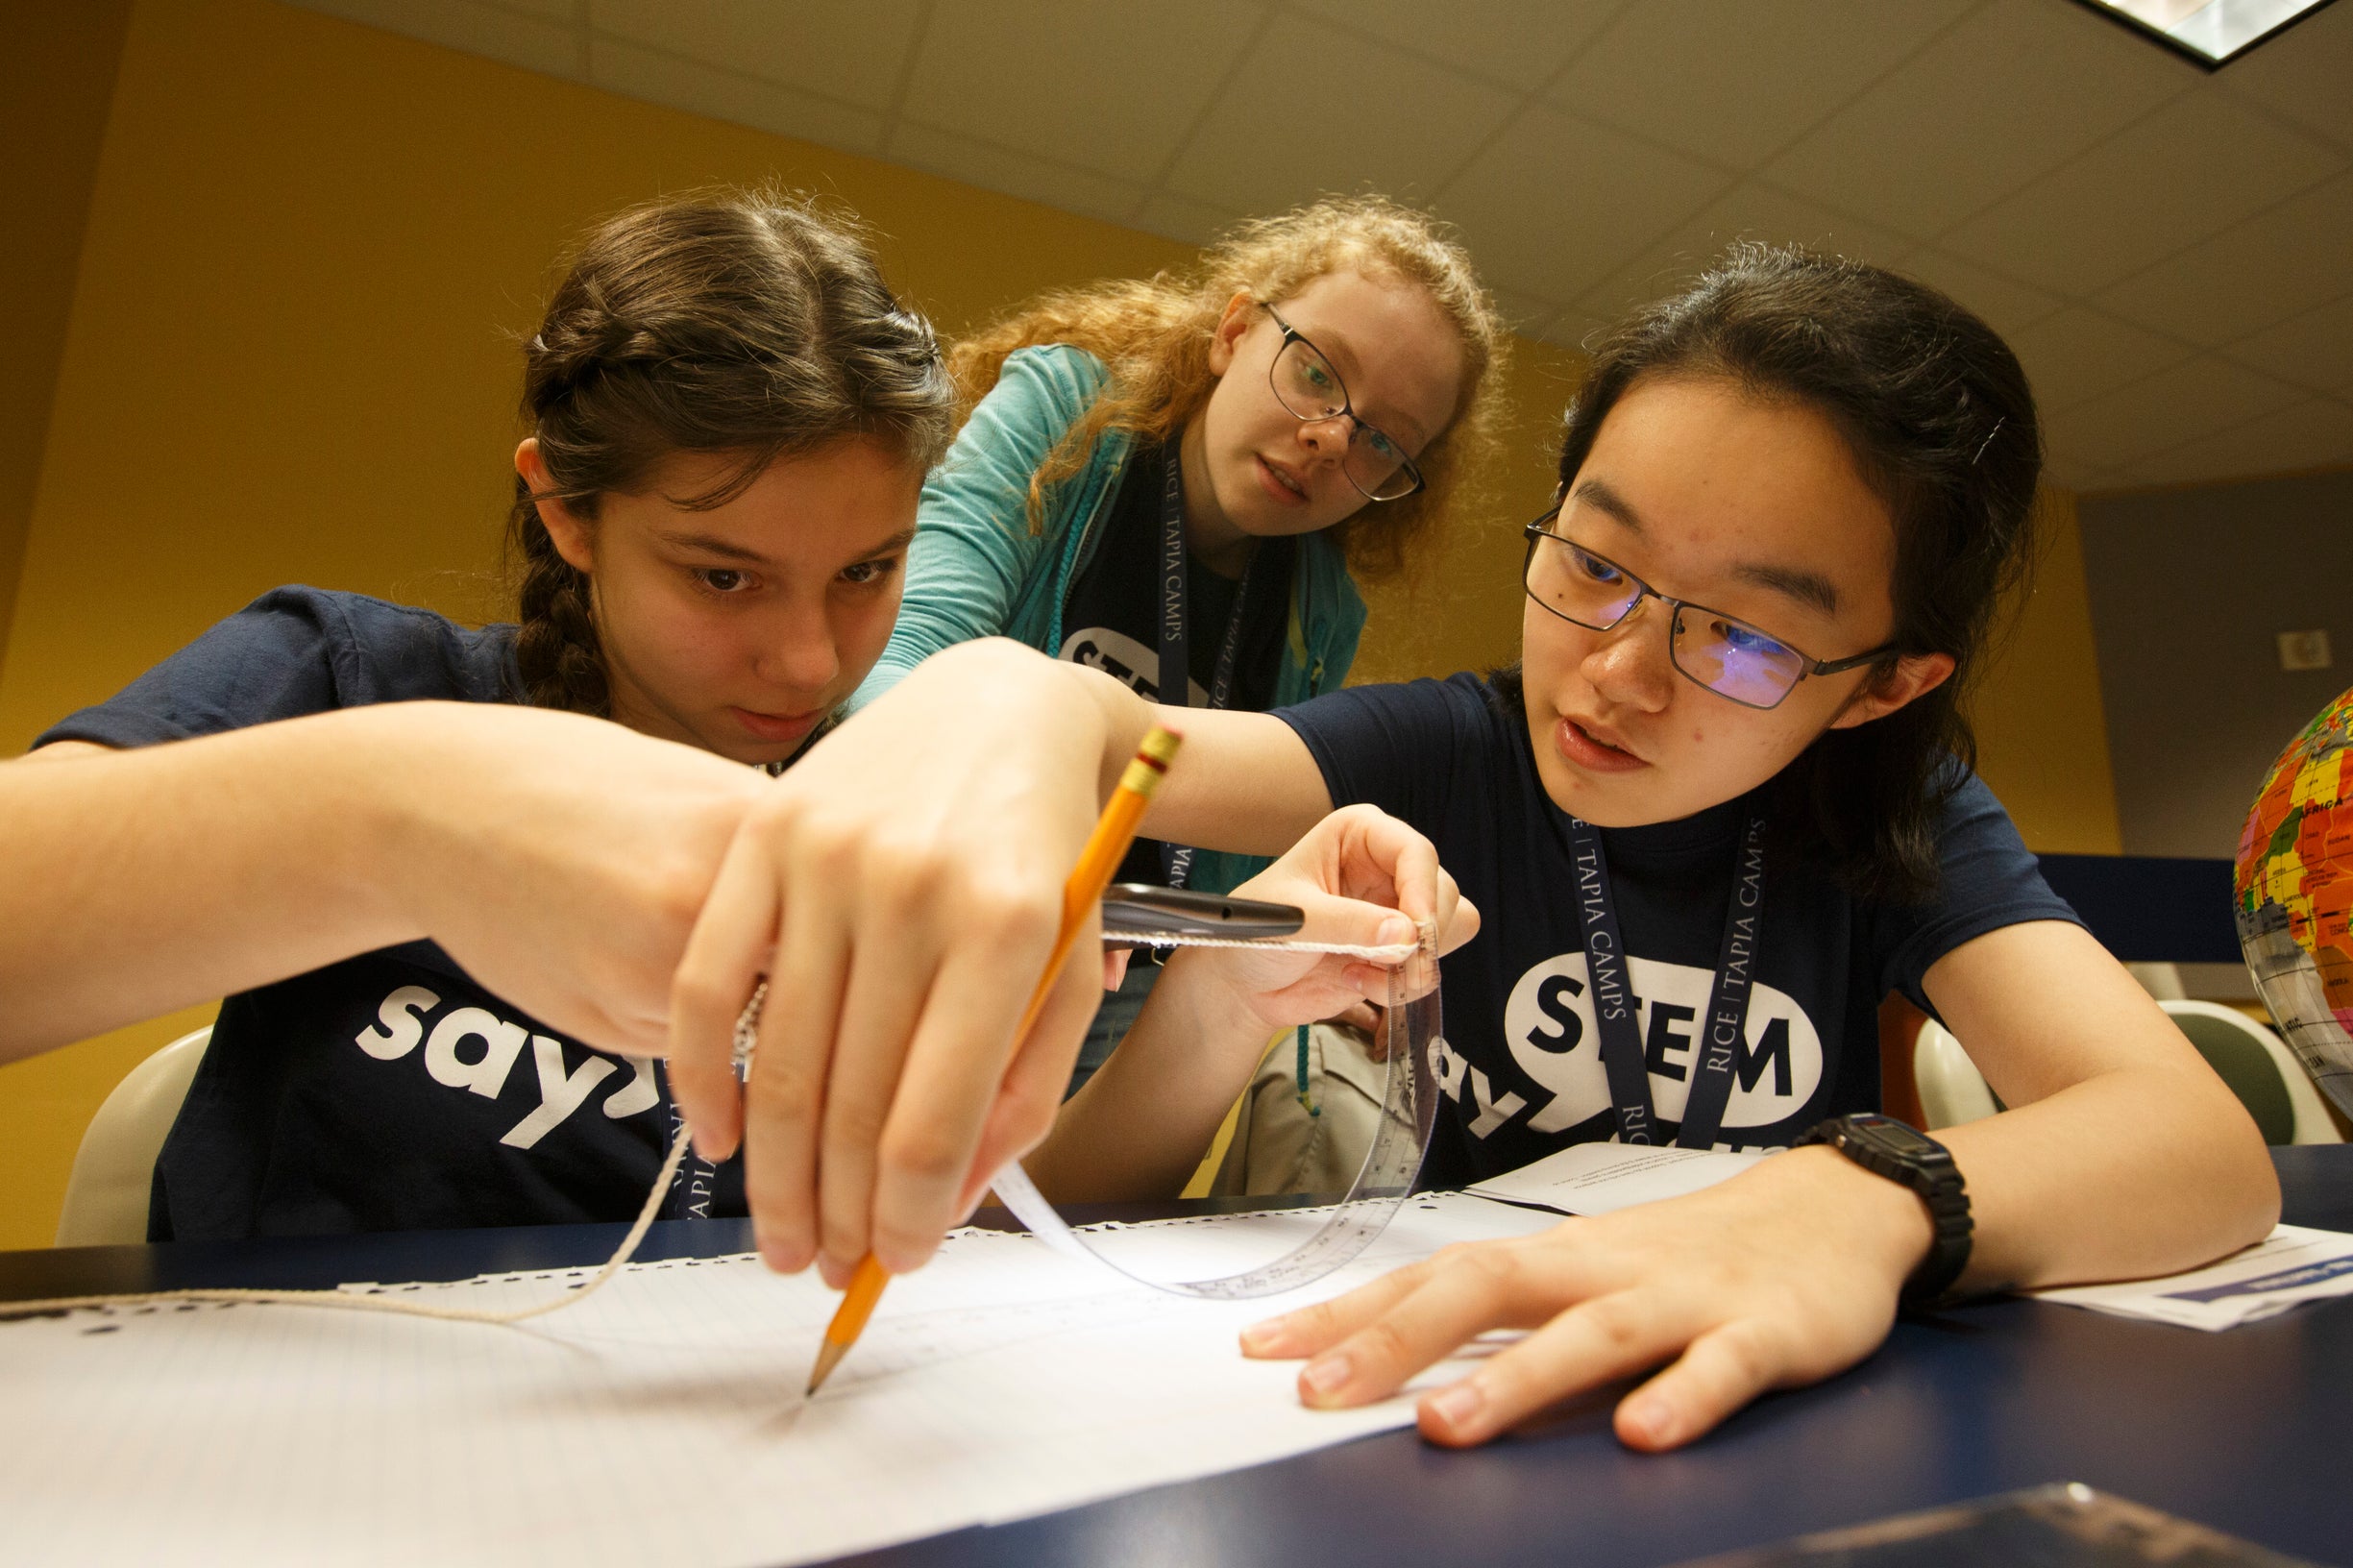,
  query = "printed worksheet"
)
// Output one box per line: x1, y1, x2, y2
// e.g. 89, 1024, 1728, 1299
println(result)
2032, 1223, 2353, 1330
1467, 1140, 1766, 1215
0, 1193, 1555, 1567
